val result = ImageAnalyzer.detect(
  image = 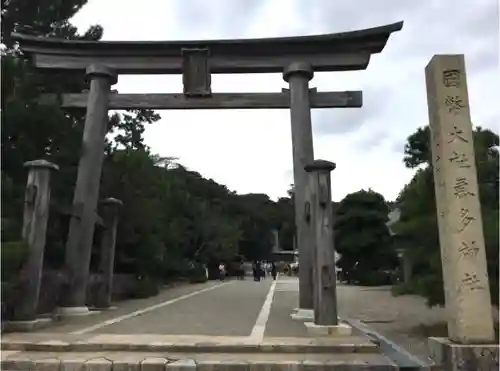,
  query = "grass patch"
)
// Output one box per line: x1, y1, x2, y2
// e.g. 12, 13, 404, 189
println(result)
410, 321, 499, 341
